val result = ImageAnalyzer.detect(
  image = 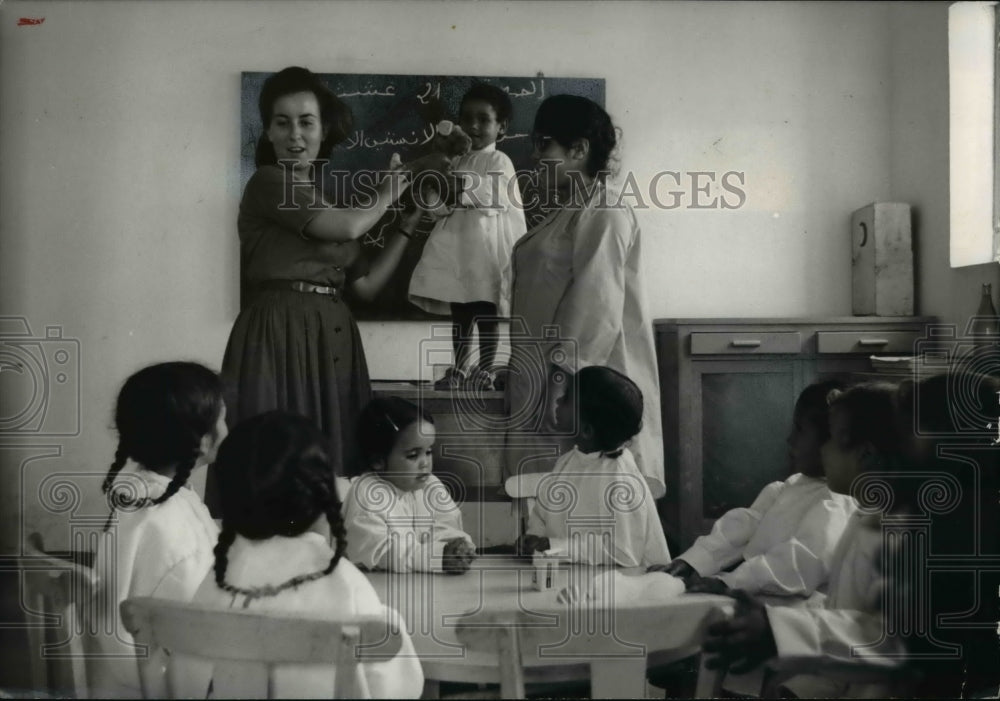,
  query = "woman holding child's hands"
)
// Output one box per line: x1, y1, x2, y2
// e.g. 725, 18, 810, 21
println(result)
214, 67, 450, 513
